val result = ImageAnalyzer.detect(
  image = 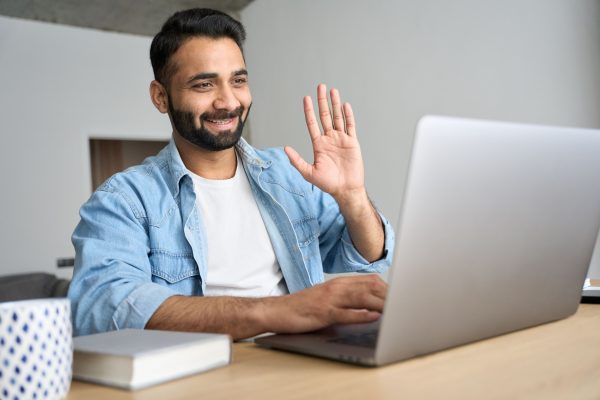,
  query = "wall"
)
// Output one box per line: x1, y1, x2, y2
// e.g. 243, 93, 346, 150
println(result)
240, 0, 600, 277
0, 16, 171, 278
1, 1, 600, 281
